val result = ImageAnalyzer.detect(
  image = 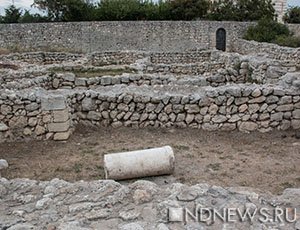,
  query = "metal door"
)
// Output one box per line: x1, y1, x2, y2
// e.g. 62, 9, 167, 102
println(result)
216, 28, 226, 51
